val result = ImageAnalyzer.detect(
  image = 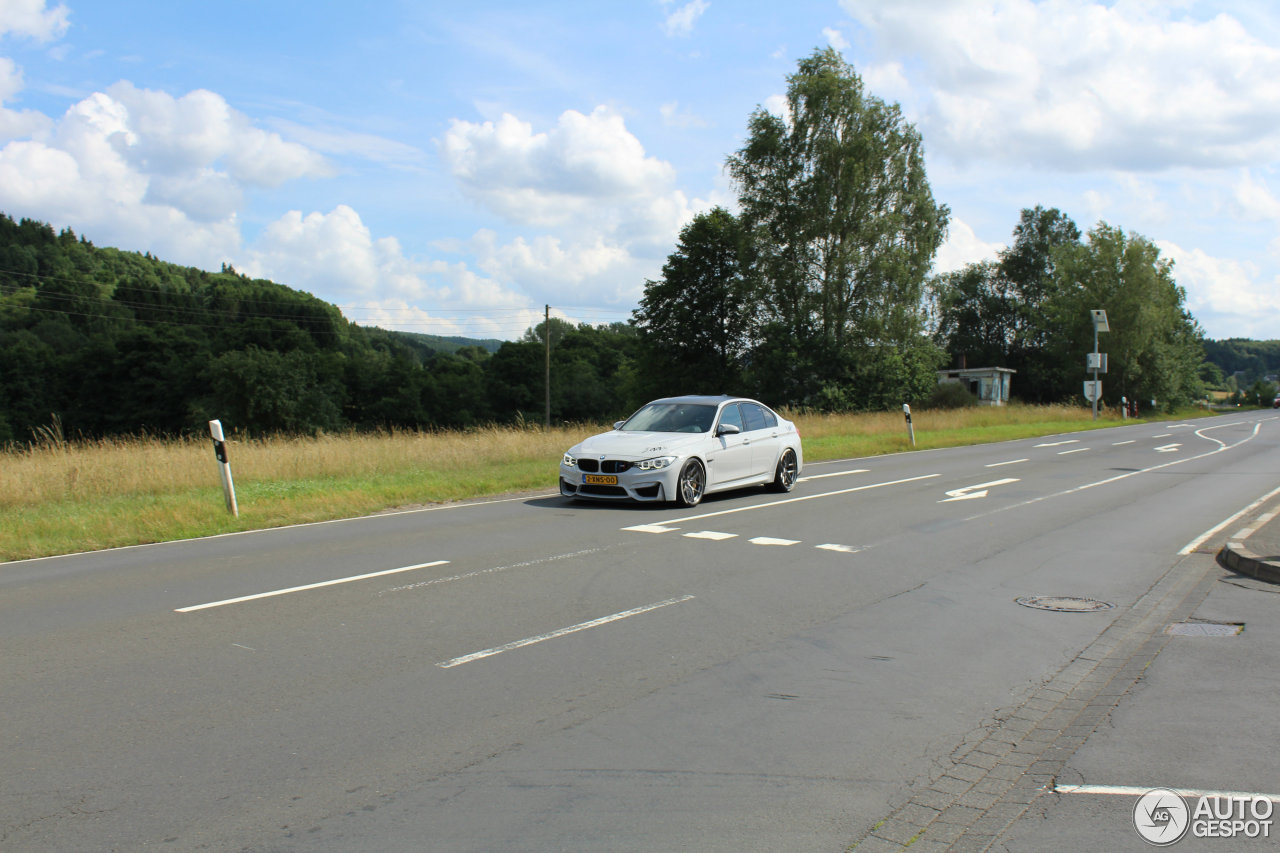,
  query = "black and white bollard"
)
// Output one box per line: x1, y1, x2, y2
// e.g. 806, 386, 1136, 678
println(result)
903, 403, 915, 448
209, 419, 239, 517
